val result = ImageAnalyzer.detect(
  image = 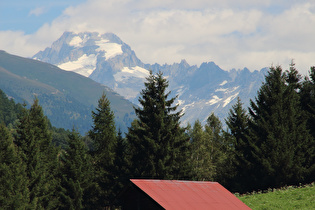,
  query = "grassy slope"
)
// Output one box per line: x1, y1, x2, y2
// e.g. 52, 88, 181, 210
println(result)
237, 183, 315, 209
